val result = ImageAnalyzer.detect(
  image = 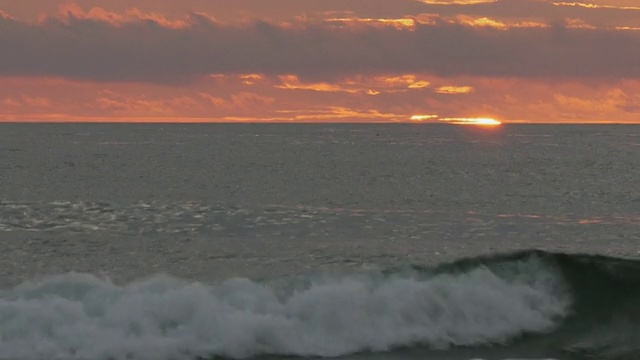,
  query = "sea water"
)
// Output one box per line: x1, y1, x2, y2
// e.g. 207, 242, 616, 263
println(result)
0, 123, 638, 360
